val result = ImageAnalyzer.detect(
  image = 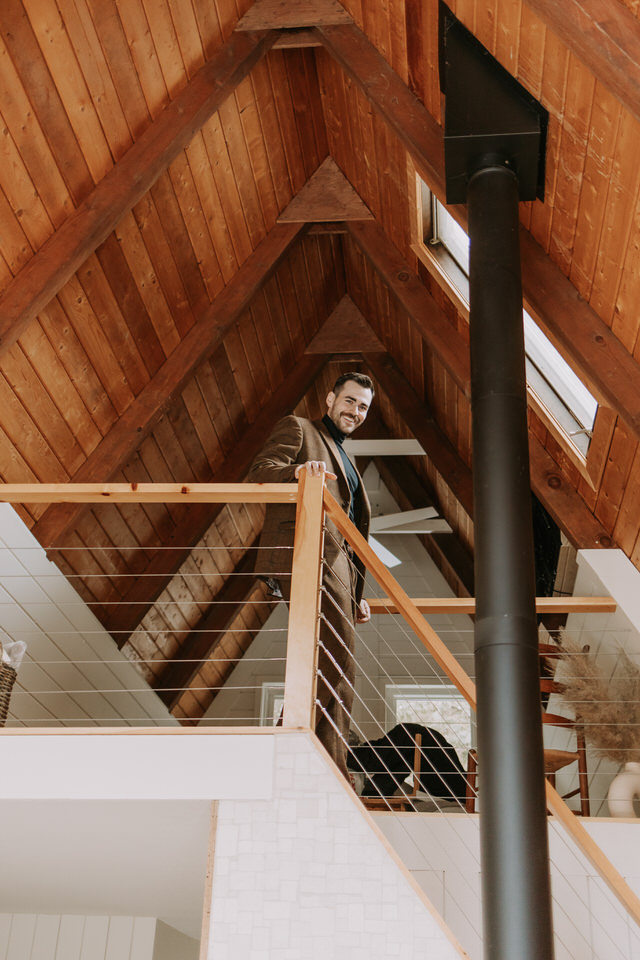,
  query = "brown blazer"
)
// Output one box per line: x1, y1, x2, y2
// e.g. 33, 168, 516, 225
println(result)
247, 415, 371, 605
